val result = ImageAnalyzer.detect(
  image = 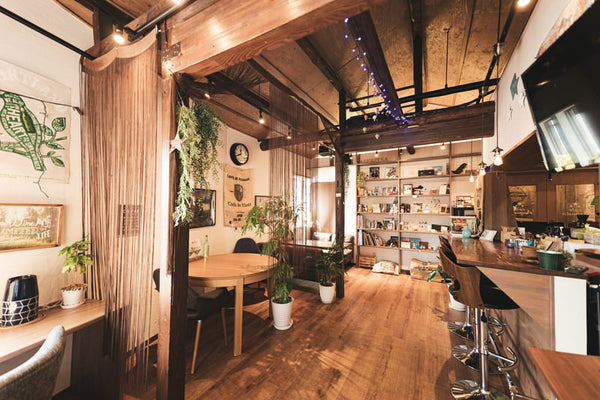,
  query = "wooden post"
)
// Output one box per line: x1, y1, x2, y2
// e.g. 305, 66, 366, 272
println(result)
335, 90, 346, 298
156, 72, 188, 400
